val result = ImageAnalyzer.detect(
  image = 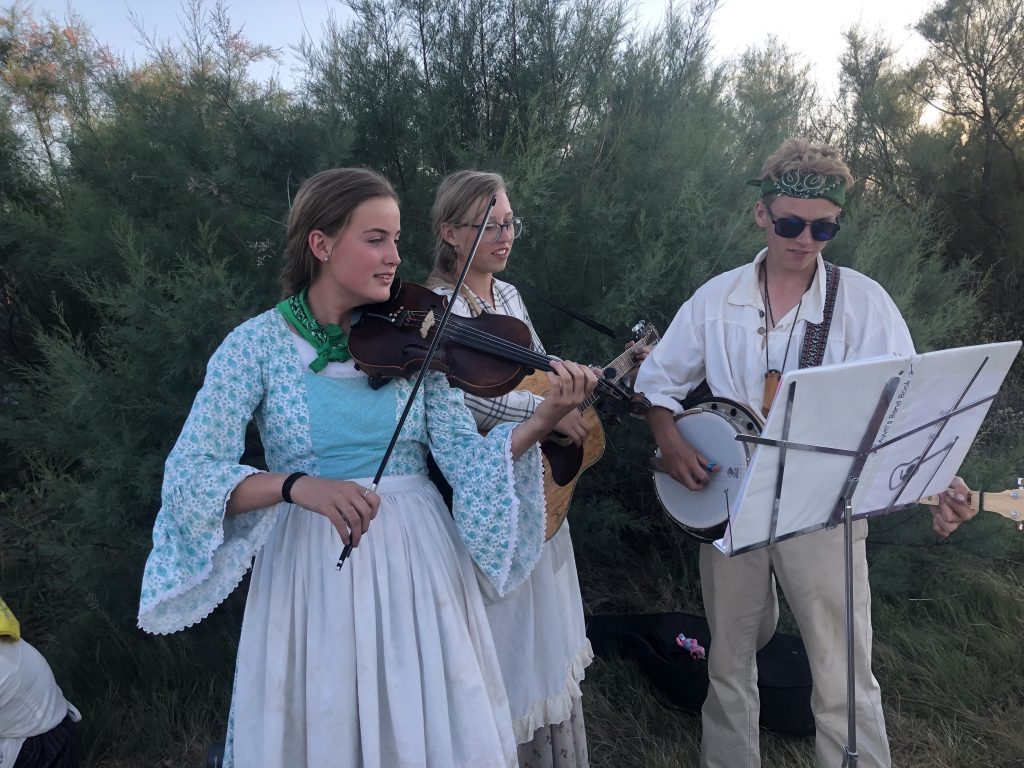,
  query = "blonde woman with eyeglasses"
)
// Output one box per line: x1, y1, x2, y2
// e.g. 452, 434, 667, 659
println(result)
427, 170, 593, 768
